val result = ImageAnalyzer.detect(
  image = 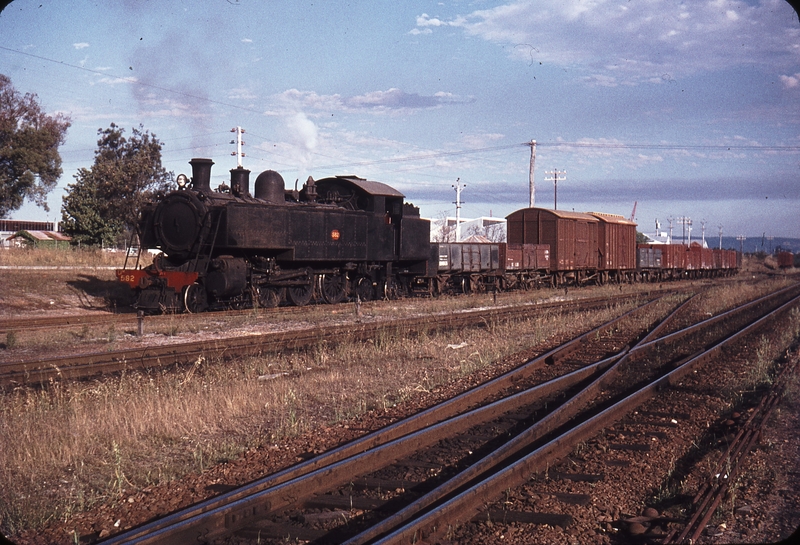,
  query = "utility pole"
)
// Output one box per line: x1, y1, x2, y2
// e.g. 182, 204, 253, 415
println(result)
701, 220, 706, 248
230, 127, 245, 167
667, 217, 674, 244
544, 169, 566, 210
736, 235, 746, 254
677, 216, 692, 245
527, 140, 536, 208
452, 178, 466, 242
718, 225, 723, 250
